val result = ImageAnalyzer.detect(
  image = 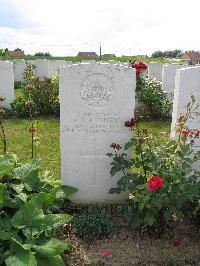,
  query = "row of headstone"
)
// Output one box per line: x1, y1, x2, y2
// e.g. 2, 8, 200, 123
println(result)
0, 61, 15, 108
16, 59, 72, 80
148, 63, 189, 101
60, 62, 199, 204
